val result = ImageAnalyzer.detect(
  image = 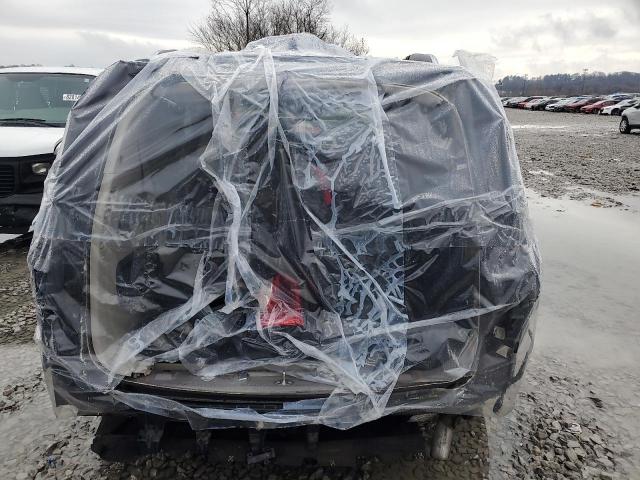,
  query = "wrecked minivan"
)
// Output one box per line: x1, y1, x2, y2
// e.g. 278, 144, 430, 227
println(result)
29, 34, 540, 464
